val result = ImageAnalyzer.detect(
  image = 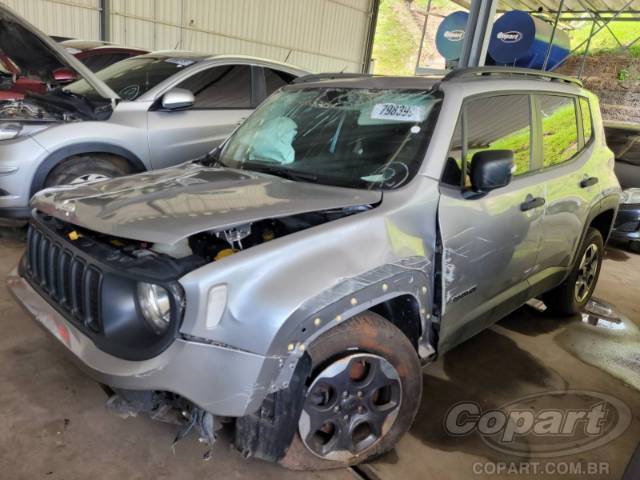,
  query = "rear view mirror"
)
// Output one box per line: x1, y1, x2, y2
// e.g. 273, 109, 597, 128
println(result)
161, 88, 195, 110
52, 68, 77, 83
470, 150, 514, 193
